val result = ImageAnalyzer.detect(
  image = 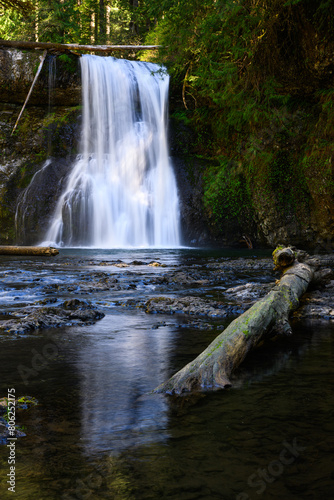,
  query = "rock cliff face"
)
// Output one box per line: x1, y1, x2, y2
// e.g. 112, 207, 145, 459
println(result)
0, 48, 81, 105
243, 93, 334, 252
0, 48, 81, 244
0, 45, 333, 250
167, 1, 334, 252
